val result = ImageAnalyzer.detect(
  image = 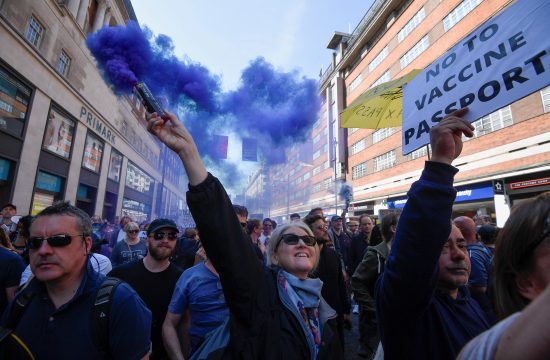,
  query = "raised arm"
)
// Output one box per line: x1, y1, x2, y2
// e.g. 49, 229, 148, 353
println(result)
146, 112, 264, 326
377, 109, 474, 316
